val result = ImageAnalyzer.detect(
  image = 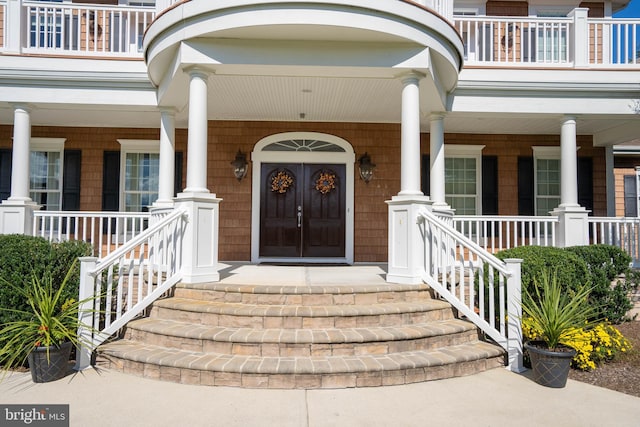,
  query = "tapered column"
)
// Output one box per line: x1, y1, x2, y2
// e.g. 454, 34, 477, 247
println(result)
399, 73, 423, 197
154, 108, 176, 208
552, 115, 588, 247
184, 68, 210, 194
10, 105, 32, 202
560, 116, 579, 208
429, 113, 446, 206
